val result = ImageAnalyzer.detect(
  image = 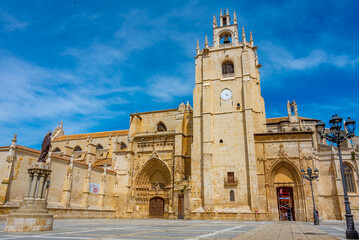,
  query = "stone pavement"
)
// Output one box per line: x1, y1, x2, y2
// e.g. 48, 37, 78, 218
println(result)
233, 222, 337, 240
0, 219, 346, 240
